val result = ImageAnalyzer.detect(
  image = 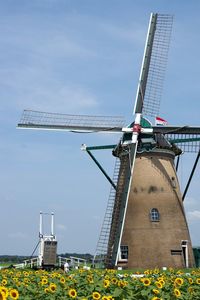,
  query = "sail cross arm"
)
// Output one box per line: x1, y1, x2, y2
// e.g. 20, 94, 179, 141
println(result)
152, 125, 200, 135
17, 123, 123, 133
